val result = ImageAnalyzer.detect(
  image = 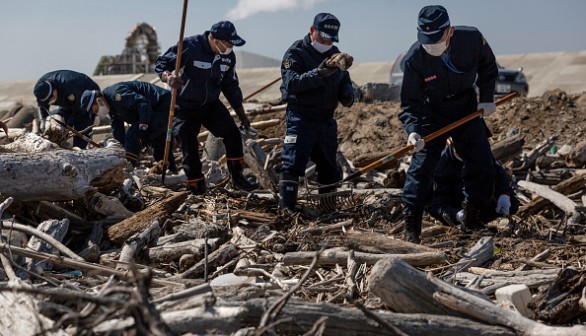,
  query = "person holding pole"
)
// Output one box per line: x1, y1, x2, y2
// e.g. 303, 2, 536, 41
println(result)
398, 5, 498, 243
33, 70, 100, 149
155, 20, 258, 195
